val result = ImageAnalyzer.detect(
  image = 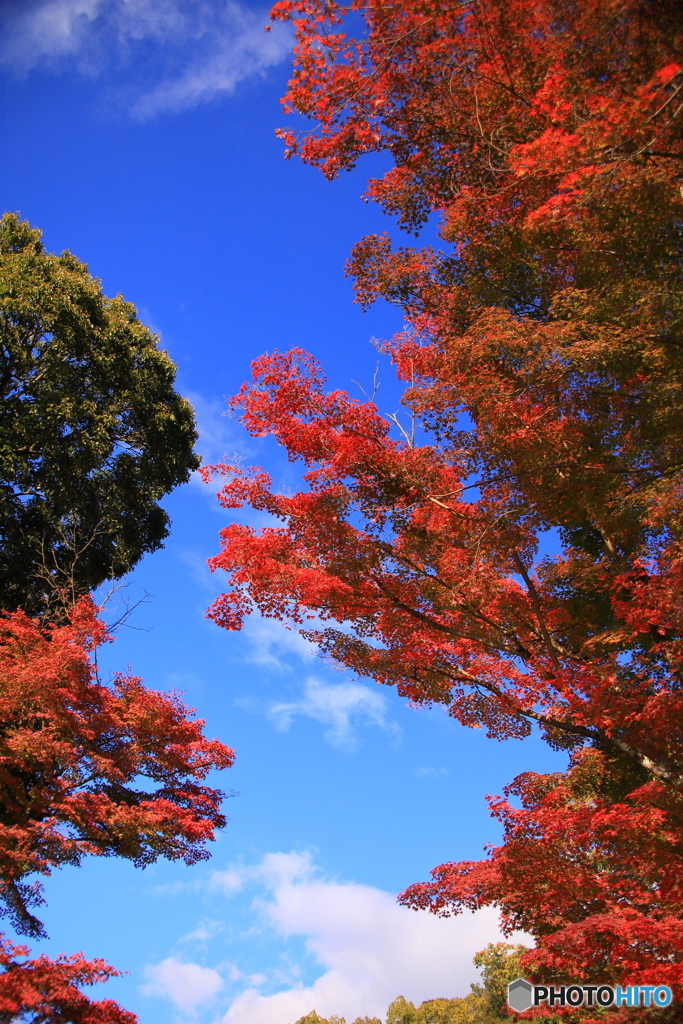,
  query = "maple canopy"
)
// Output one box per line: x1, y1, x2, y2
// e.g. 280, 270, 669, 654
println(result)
0, 598, 234, 939
203, 335, 683, 990
204, 344, 683, 784
272, 0, 683, 336
400, 749, 683, 1003
202, 0, 683, 999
